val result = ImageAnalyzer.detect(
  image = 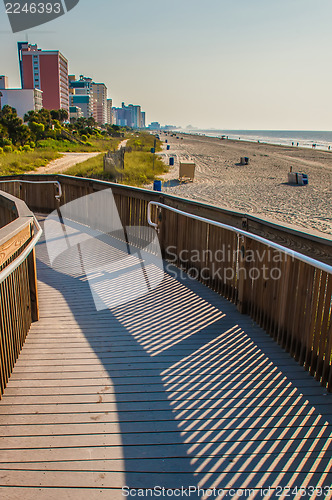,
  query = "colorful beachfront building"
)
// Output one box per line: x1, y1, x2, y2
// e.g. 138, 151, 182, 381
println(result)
69, 75, 94, 120
18, 42, 69, 114
69, 75, 109, 125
